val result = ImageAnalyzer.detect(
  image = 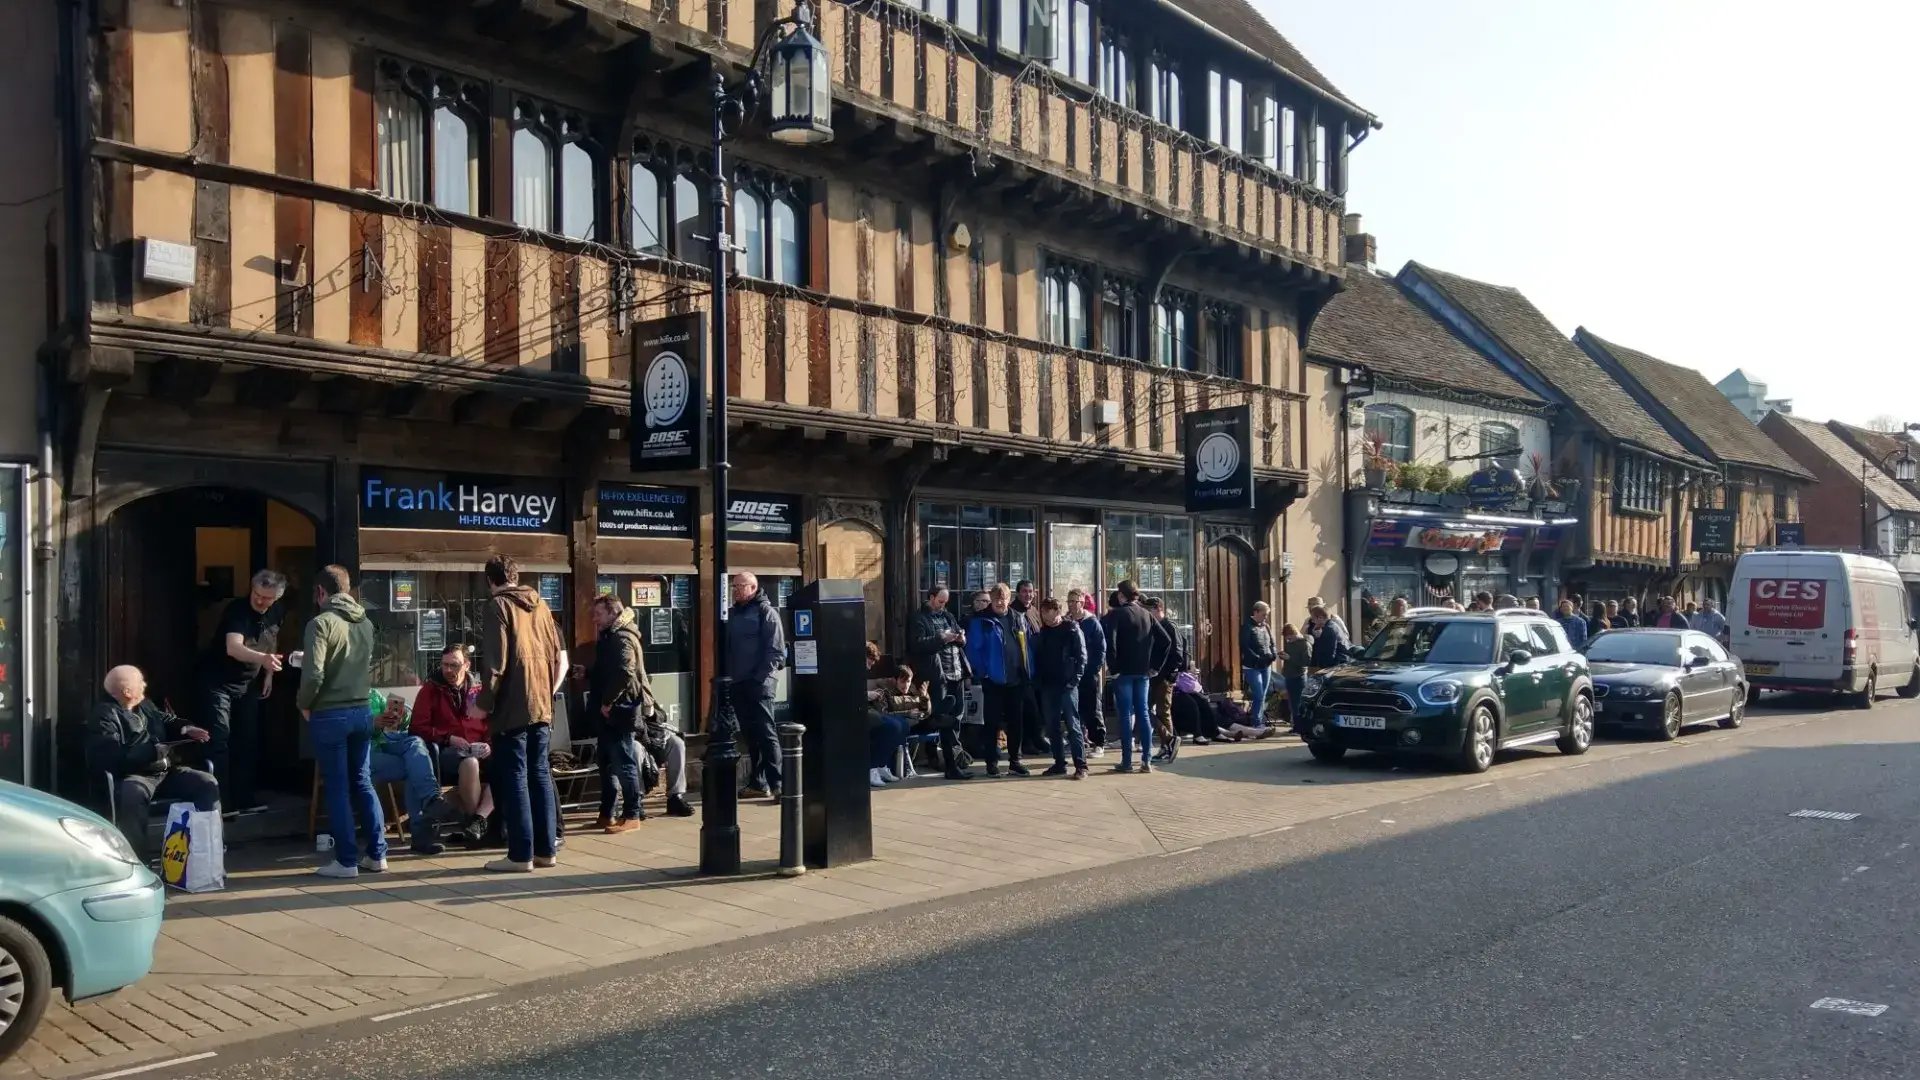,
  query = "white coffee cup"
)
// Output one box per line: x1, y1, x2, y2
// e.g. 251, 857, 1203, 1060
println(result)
288, 651, 305, 669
